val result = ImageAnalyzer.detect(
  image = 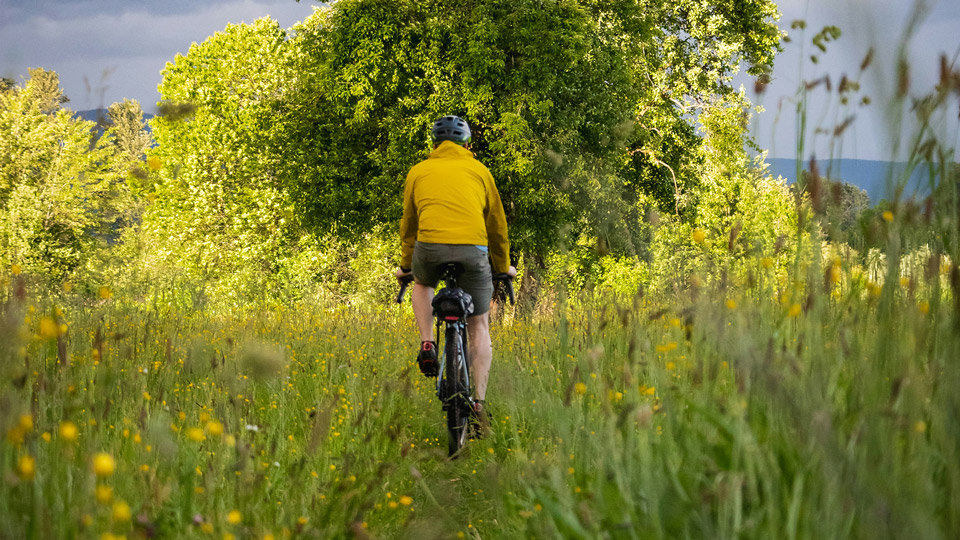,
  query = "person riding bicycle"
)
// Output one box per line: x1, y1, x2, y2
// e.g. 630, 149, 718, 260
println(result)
396, 115, 516, 419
